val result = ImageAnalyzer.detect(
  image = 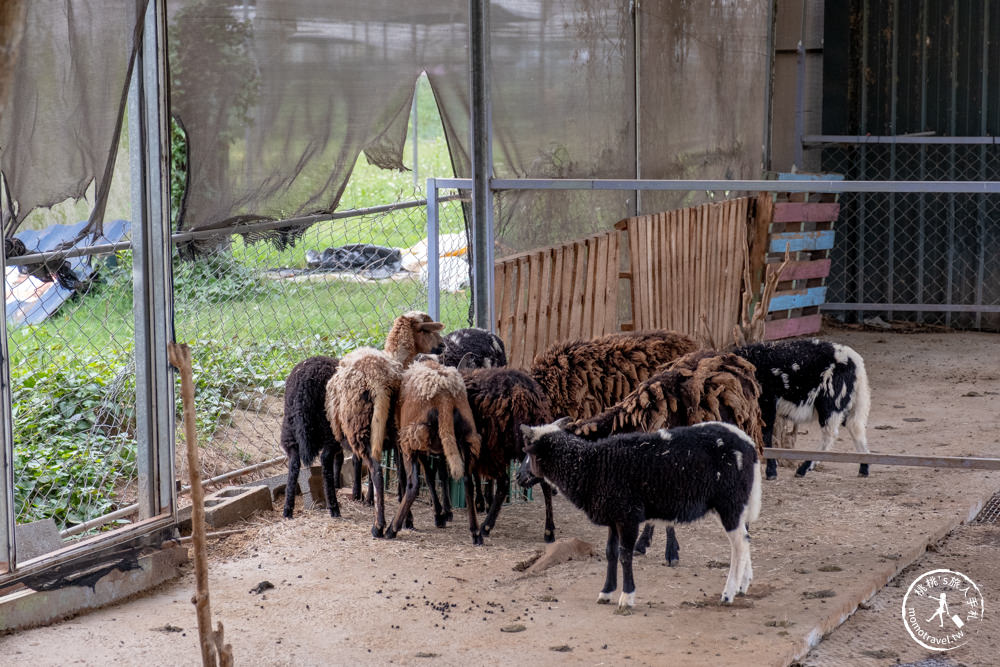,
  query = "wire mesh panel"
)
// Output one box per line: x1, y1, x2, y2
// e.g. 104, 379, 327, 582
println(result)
170, 199, 470, 487
821, 142, 1000, 330
6, 228, 139, 540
